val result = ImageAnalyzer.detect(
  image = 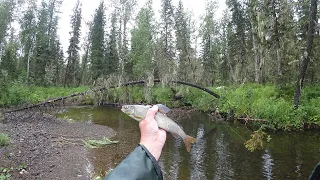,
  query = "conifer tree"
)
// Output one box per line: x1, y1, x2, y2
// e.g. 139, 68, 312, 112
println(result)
105, 11, 119, 76
130, 3, 155, 79
19, 0, 37, 83
90, 1, 105, 80
174, 0, 193, 82
65, 0, 82, 86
